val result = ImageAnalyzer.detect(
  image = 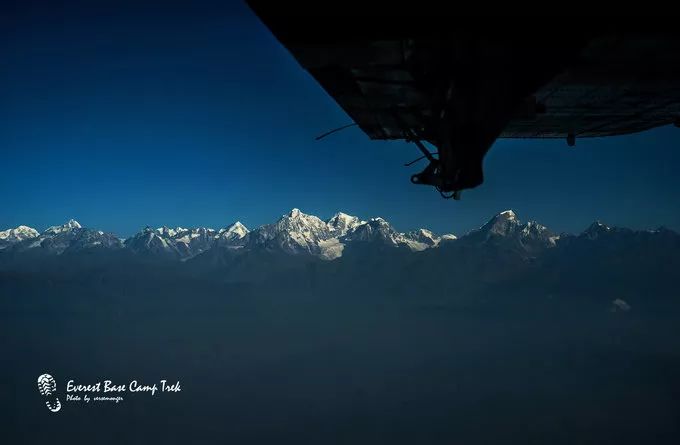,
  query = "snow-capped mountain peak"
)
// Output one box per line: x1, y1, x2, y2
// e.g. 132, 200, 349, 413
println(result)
129, 225, 219, 259
463, 209, 557, 253
289, 208, 302, 218
342, 217, 401, 245
0, 225, 40, 249
0, 225, 39, 241
341, 218, 448, 252
218, 221, 249, 239
590, 221, 610, 231
125, 228, 173, 256
155, 226, 179, 237
45, 219, 82, 234
481, 210, 521, 235
327, 212, 365, 237
469, 209, 523, 238
66, 219, 81, 228
499, 209, 517, 220
404, 228, 440, 248
276, 209, 329, 234
582, 221, 612, 240
216, 222, 250, 248
248, 208, 332, 255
